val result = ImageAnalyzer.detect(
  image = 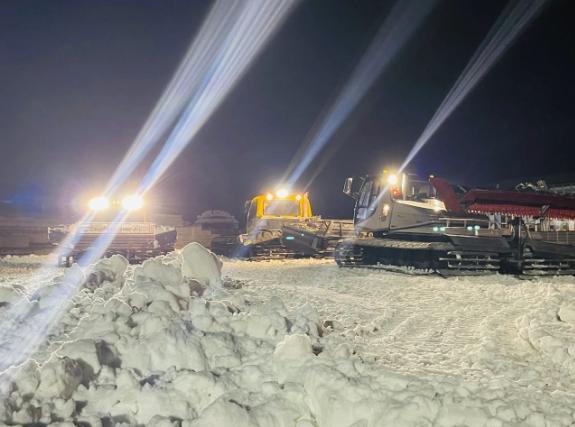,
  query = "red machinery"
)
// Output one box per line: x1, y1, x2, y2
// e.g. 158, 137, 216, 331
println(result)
431, 176, 575, 219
